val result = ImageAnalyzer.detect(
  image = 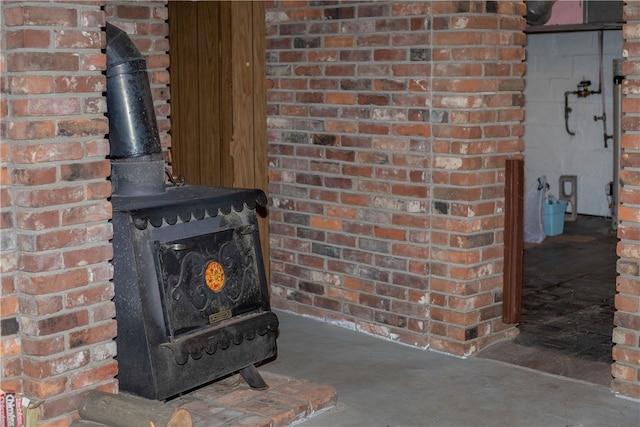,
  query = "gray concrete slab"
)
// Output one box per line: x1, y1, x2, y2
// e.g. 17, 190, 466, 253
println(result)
264, 311, 640, 426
